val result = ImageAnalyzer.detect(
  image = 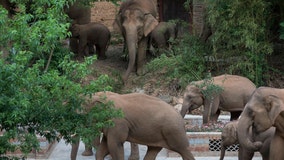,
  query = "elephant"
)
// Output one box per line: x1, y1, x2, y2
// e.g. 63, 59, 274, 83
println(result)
150, 21, 178, 53
237, 87, 284, 160
113, 0, 159, 83
70, 22, 111, 59
181, 74, 256, 124
65, 0, 92, 55
71, 91, 195, 160
220, 120, 275, 160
